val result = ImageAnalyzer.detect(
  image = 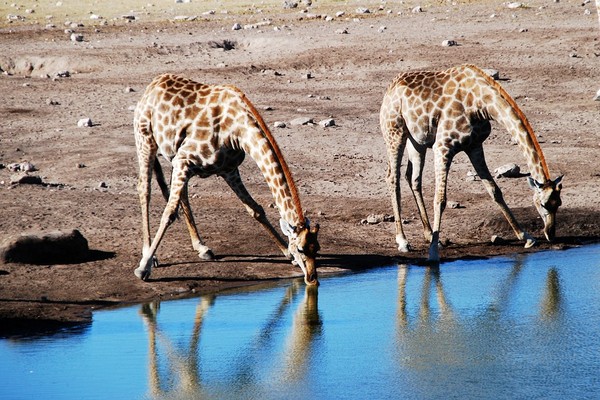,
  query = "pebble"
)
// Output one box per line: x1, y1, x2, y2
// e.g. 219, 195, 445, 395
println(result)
273, 121, 286, 128
319, 118, 335, 128
335, 28, 349, 34
494, 163, 522, 178
77, 118, 93, 127
232, 23, 242, 30
442, 39, 458, 47
482, 68, 499, 80
412, 6, 423, 13
70, 33, 84, 42
356, 7, 370, 14
594, 88, 600, 101
290, 117, 314, 126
